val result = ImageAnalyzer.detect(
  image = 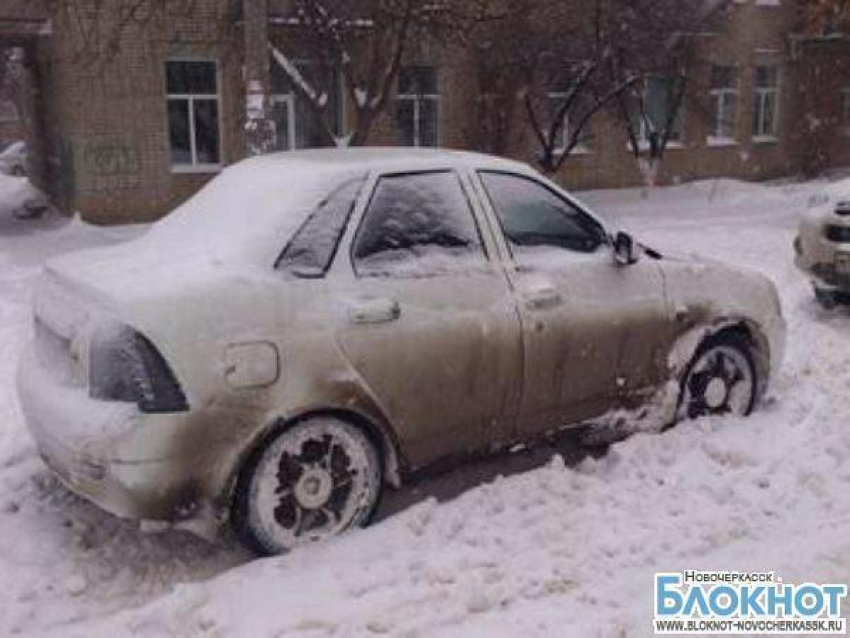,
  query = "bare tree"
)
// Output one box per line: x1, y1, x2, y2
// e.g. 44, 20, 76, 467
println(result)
521, 0, 649, 175
608, 0, 730, 186
473, 0, 642, 175
268, 0, 498, 147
